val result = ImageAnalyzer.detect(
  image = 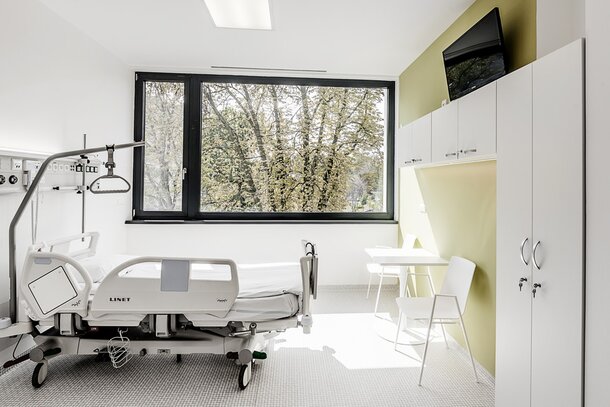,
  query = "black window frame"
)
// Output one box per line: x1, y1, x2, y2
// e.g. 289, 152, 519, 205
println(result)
133, 72, 395, 222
